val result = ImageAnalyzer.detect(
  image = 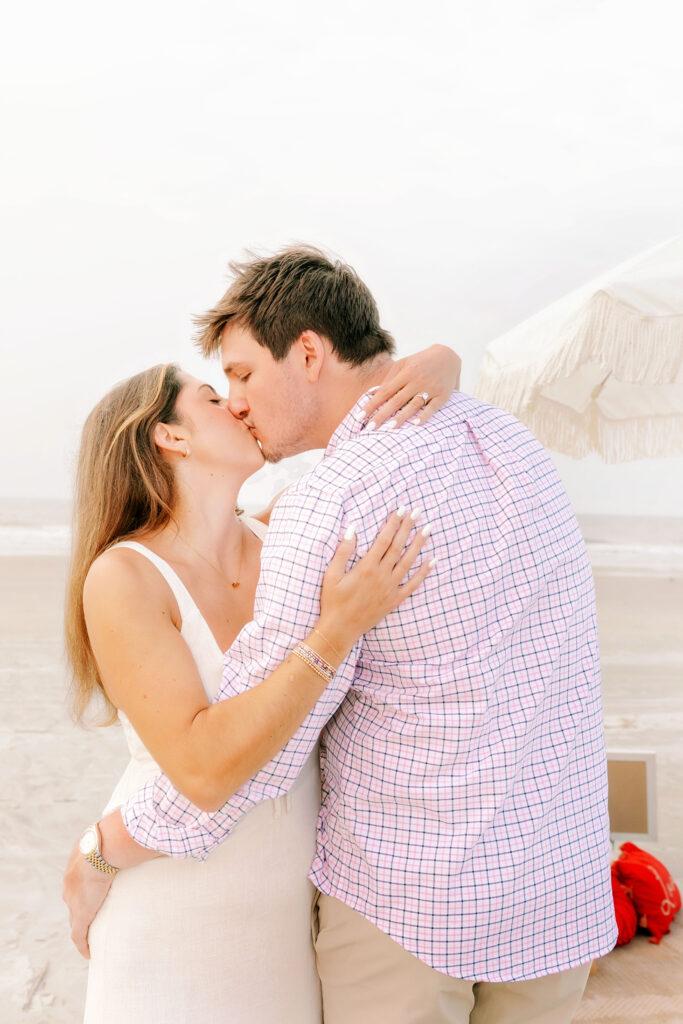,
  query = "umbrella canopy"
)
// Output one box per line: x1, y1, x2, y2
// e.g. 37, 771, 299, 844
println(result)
475, 236, 683, 461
